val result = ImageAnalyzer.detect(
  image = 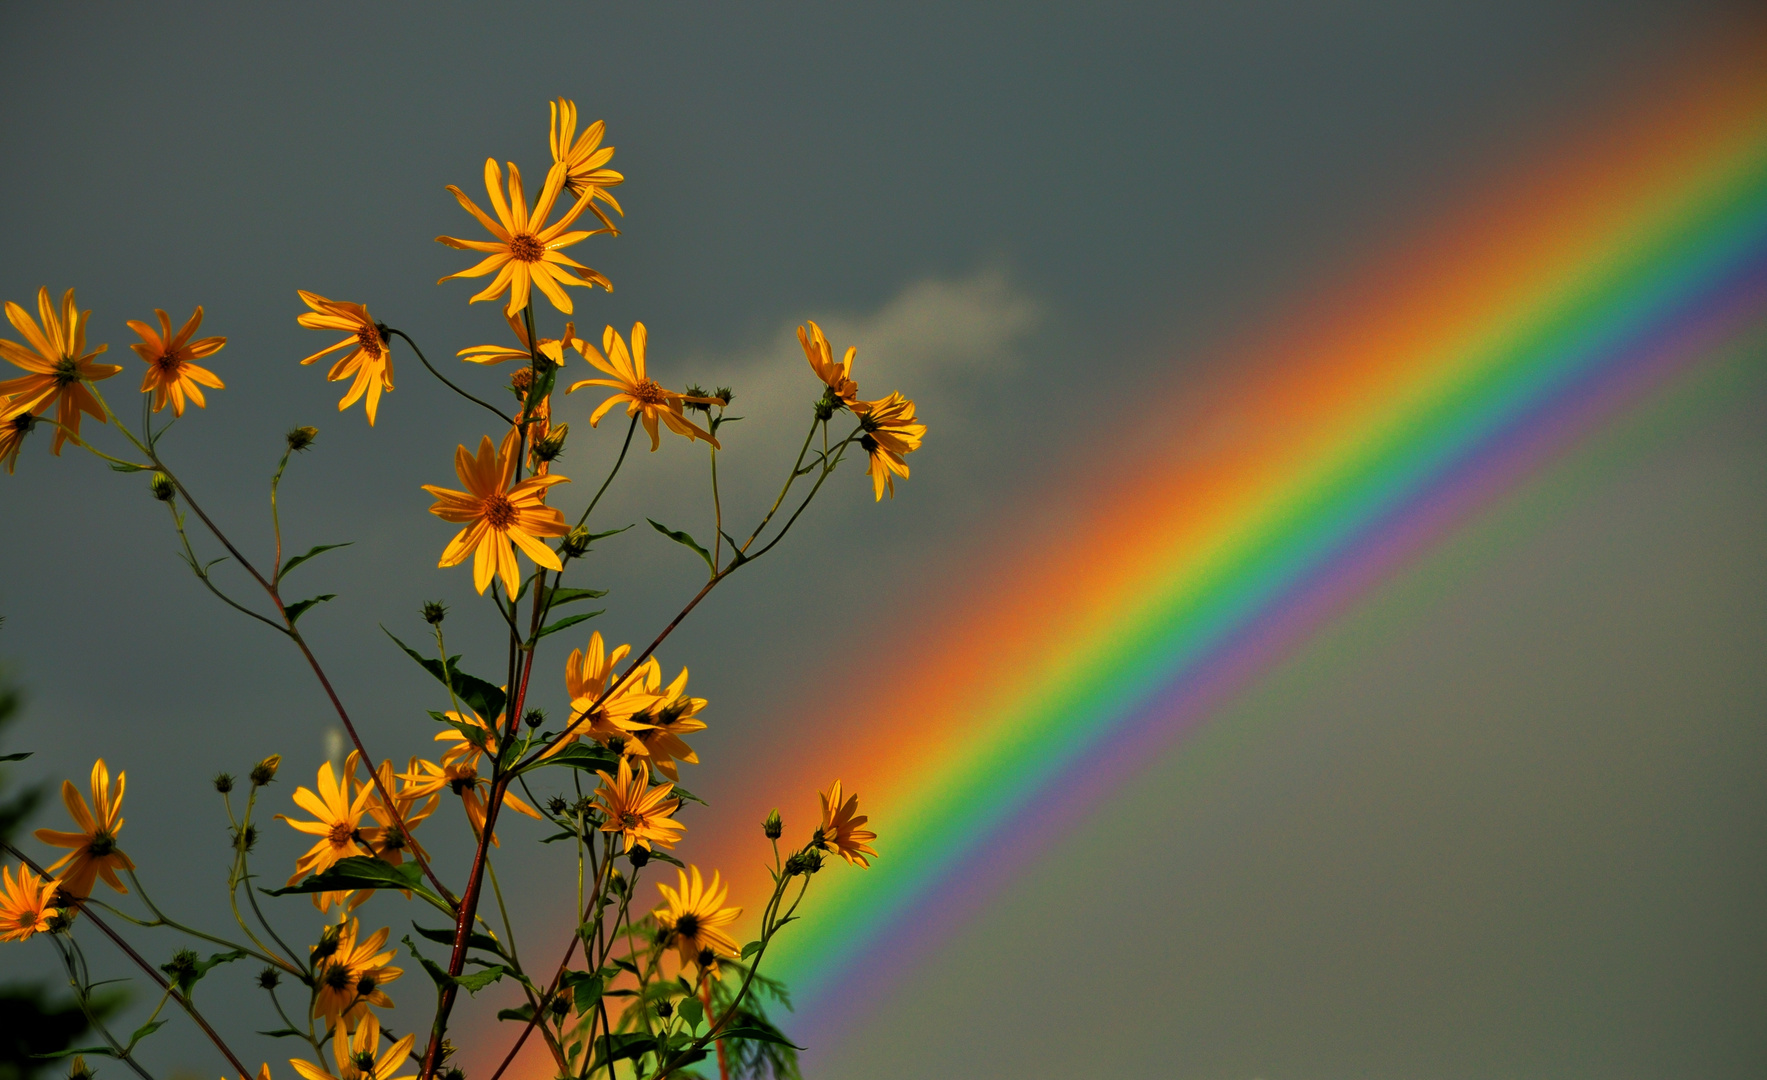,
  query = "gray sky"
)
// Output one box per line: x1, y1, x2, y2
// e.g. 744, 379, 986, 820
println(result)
1, 3, 1762, 1078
